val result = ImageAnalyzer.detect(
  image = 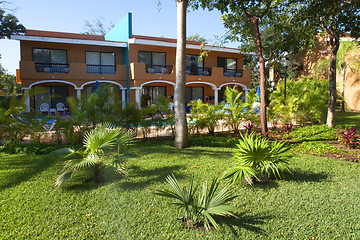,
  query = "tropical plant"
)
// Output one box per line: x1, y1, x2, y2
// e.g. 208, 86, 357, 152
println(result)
268, 77, 328, 125
188, 100, 223, 135
222, 132, 292, 184
223, 86, 248, 134
337, 126, 357, 148
153, 175, 238, 231
55, 122, 133, 187
243, 121, 255, 134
